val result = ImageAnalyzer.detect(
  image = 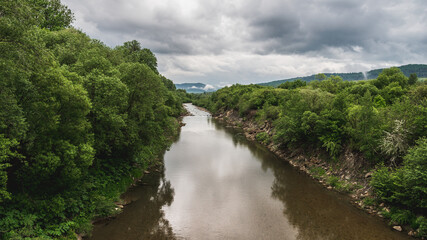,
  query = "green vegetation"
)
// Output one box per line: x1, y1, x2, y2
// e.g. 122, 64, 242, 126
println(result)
194, 68, 426, 236
372, 138, 427, 236
309, 167, 326, 179
278, 79, 307, 90
0, 1, 183, 239
362, 197, 377, 206
255, 132, 271, 145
